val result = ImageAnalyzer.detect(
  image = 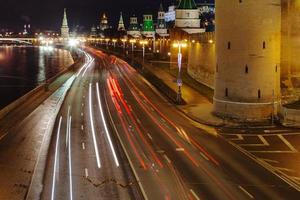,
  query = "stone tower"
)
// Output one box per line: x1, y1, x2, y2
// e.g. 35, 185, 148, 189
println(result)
142, 13, 155, 38
213, 0, 281, 121
61, 8, 70, 38
175, 0, 203, 34
156, 3, 169, 37
127, 15, 141, 38
118, 12, 126, 31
